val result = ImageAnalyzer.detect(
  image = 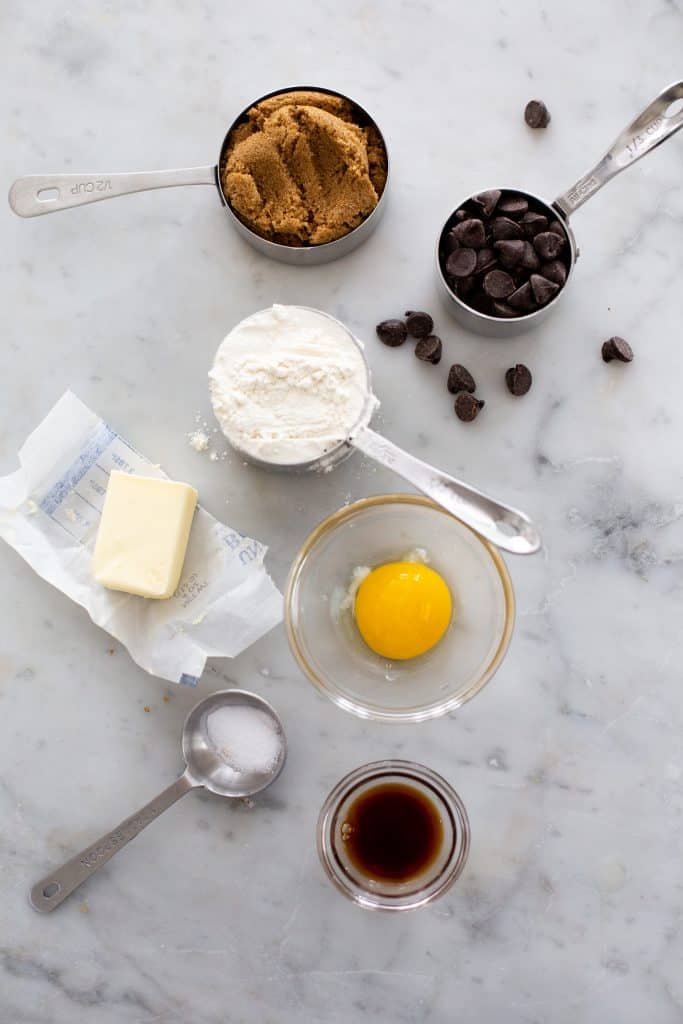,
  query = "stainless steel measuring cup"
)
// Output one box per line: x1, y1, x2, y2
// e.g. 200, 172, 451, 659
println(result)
8, 86, 389, 266
211, 306, 541, 556
437, 81, 683, 336
29, 689, 287, 912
